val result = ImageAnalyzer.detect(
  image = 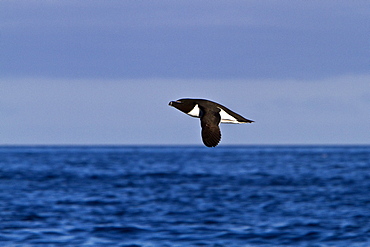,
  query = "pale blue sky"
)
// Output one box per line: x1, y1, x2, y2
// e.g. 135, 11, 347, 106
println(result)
1, 1, 369, 145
